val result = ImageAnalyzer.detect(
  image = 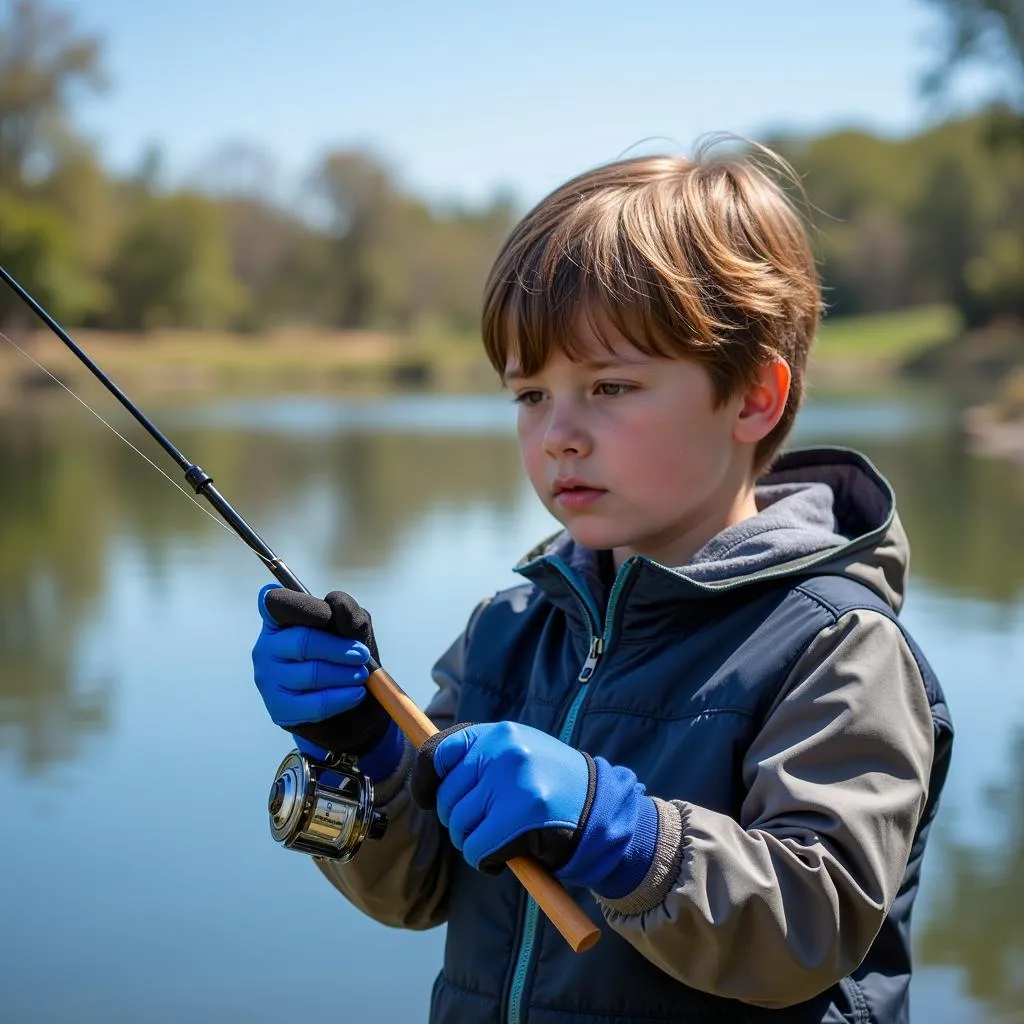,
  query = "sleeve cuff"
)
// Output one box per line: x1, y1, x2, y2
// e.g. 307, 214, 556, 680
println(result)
596, 798, 690, 918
